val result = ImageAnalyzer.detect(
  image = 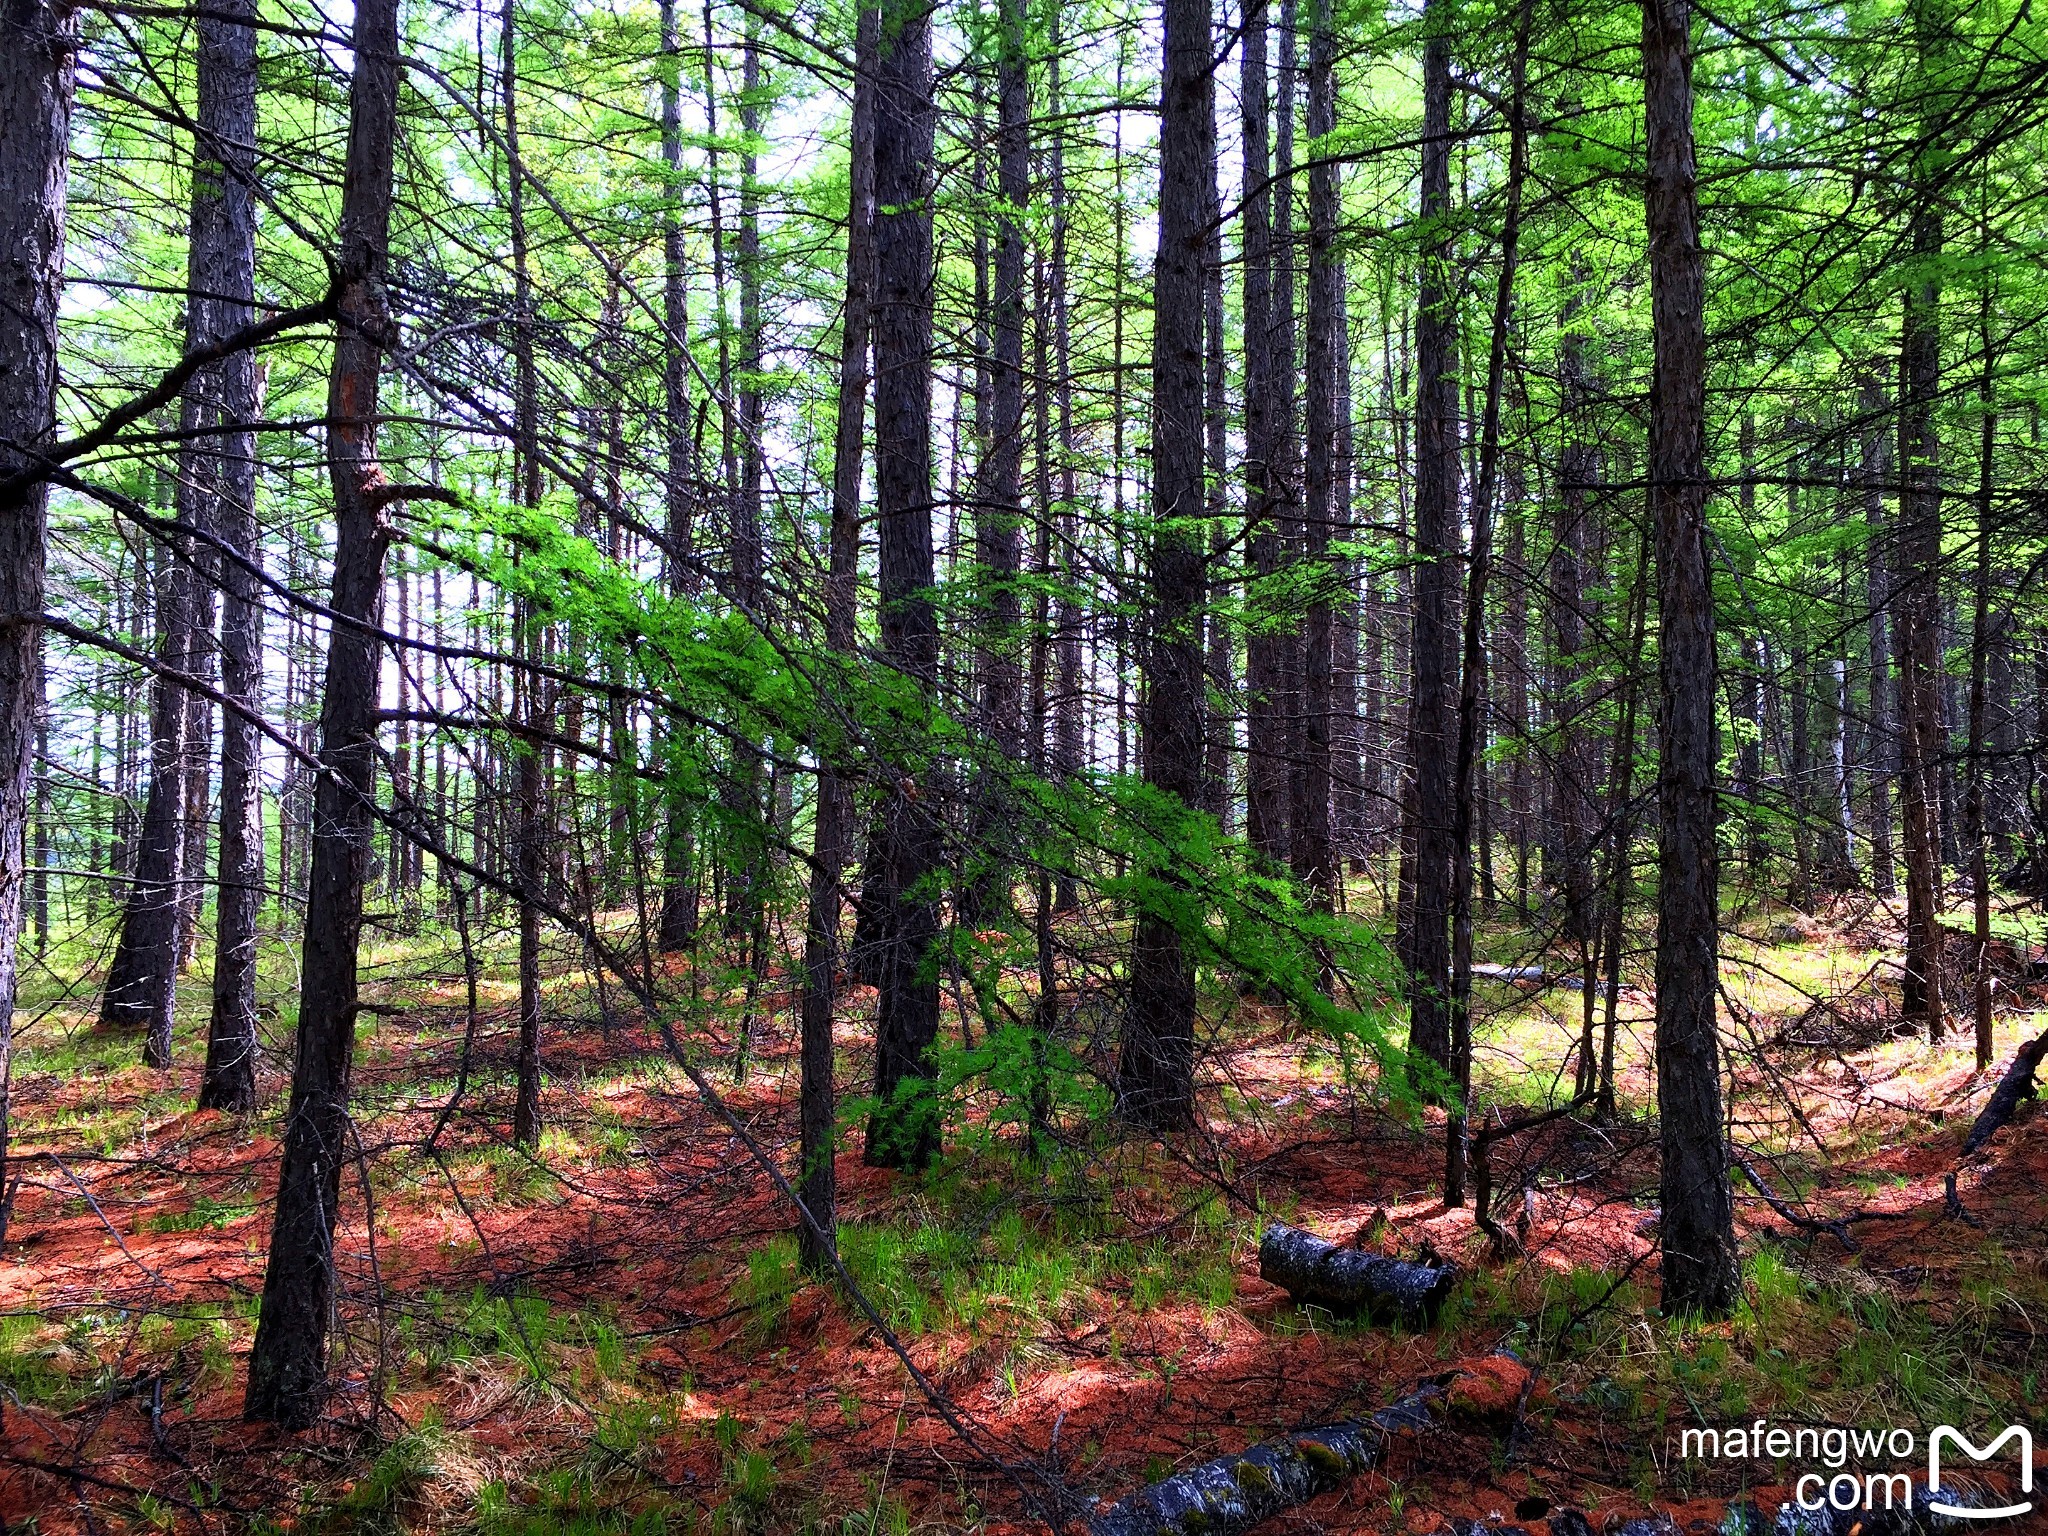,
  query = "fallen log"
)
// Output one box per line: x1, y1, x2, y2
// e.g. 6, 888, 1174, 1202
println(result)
1257, 1222, 1458, 1321
1960, 1030, 2048, 1156
1089, 1380, 1444, 1536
